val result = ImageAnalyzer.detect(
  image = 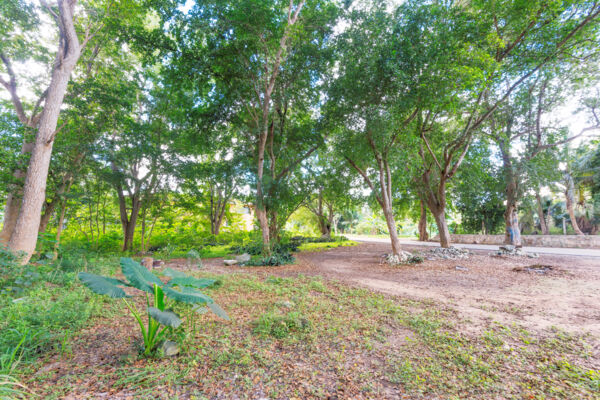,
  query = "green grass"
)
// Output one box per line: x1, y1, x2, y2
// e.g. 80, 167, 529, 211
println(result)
297, 240, 357, 252
12, 268, 598, 399
199, 245, 232, 258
